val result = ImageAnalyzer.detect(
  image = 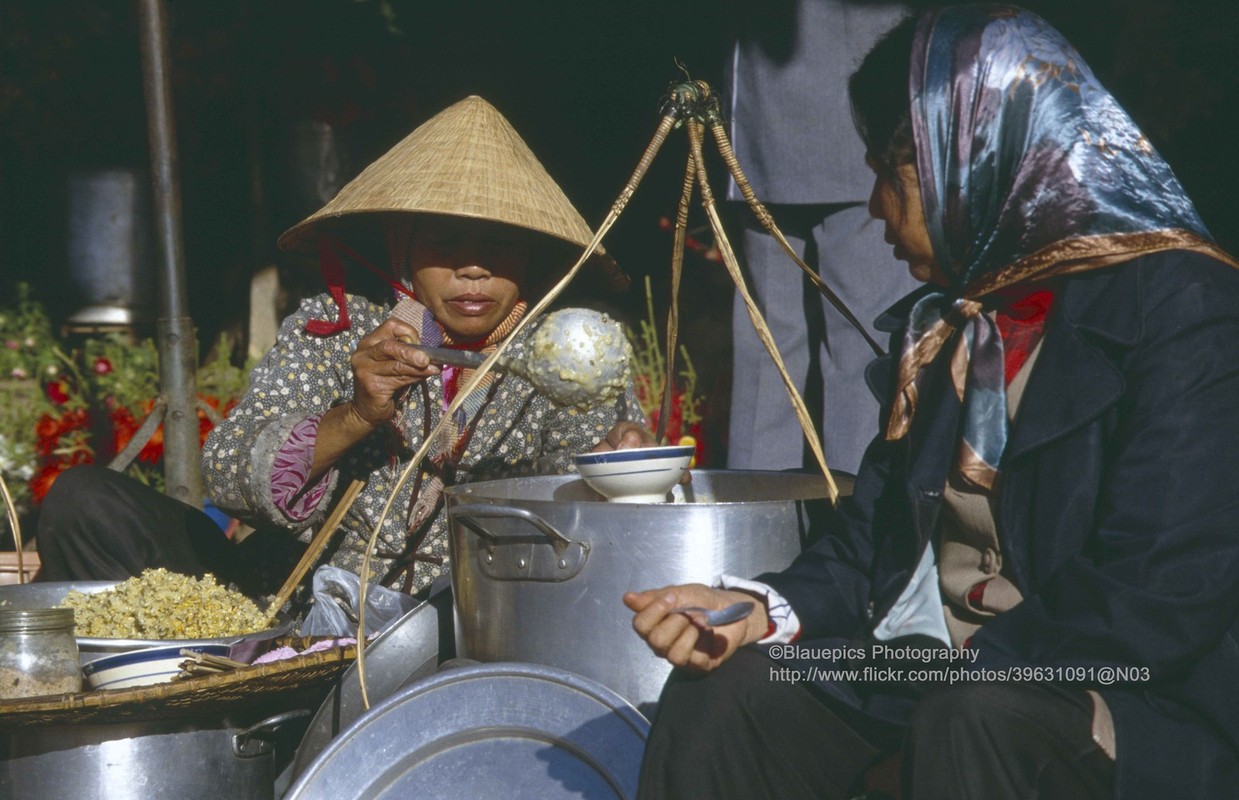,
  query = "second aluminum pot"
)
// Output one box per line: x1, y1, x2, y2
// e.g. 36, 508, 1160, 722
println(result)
445, 469, 841, 712
0, 710, 308, 800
